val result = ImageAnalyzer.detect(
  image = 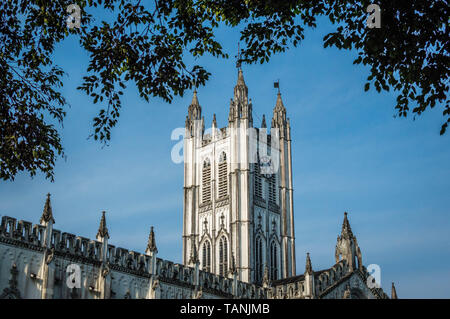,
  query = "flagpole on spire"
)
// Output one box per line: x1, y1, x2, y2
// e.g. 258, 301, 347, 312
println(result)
274, 79, 280, 93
